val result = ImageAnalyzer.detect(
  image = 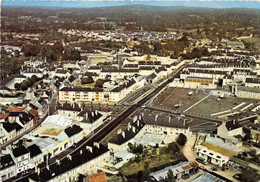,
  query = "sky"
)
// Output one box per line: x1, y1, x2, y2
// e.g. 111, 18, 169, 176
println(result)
1, 0, 260, 9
